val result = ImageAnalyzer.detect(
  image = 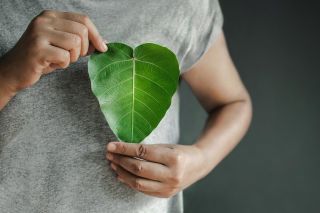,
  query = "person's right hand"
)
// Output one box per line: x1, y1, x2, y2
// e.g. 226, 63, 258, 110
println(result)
0, 10, 107, 94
